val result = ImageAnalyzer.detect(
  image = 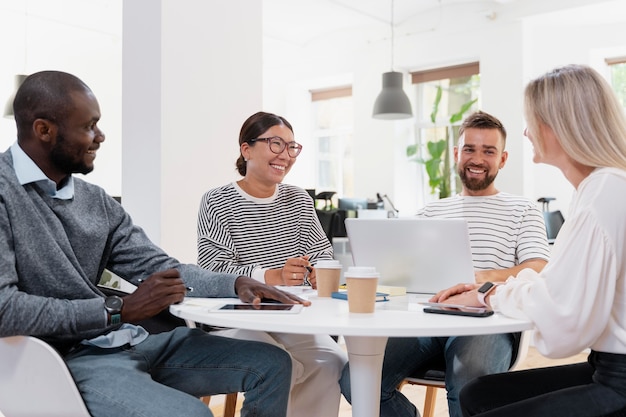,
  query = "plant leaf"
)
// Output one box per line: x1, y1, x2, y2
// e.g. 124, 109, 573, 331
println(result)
406, 144, 418, 157
449, 98, 478, 123
430, 85, 442, 124
427, 139, 446, 159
